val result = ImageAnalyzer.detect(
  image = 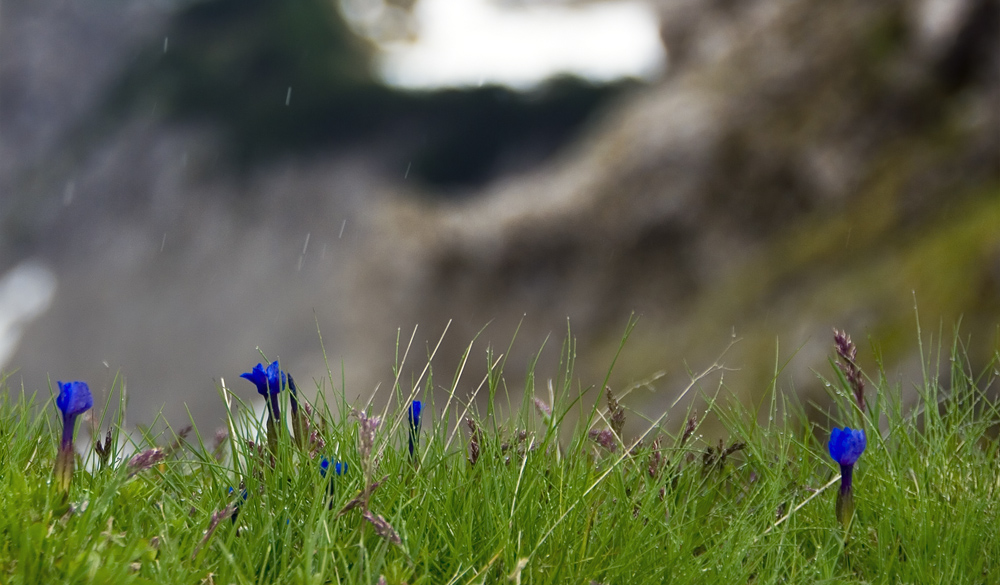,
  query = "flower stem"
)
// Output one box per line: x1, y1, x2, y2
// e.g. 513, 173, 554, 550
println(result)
266, 394, 281, 453
836, 463, 856, 528
55, 441, 75, 496
54, 413, 78, 496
